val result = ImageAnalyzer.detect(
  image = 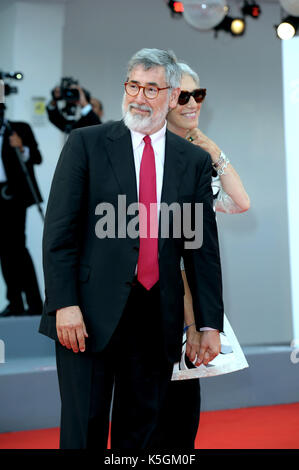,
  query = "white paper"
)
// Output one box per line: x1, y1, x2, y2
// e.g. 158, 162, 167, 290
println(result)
171, 314, 249, 380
